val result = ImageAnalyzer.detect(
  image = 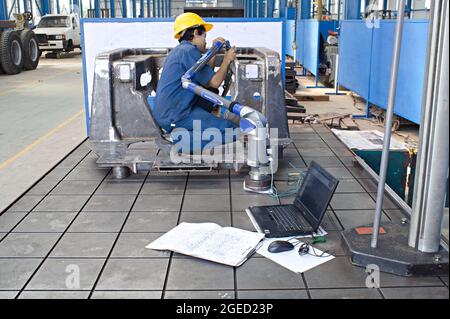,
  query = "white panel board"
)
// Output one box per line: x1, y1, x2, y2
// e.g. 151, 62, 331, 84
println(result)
82, 19, 284, 114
